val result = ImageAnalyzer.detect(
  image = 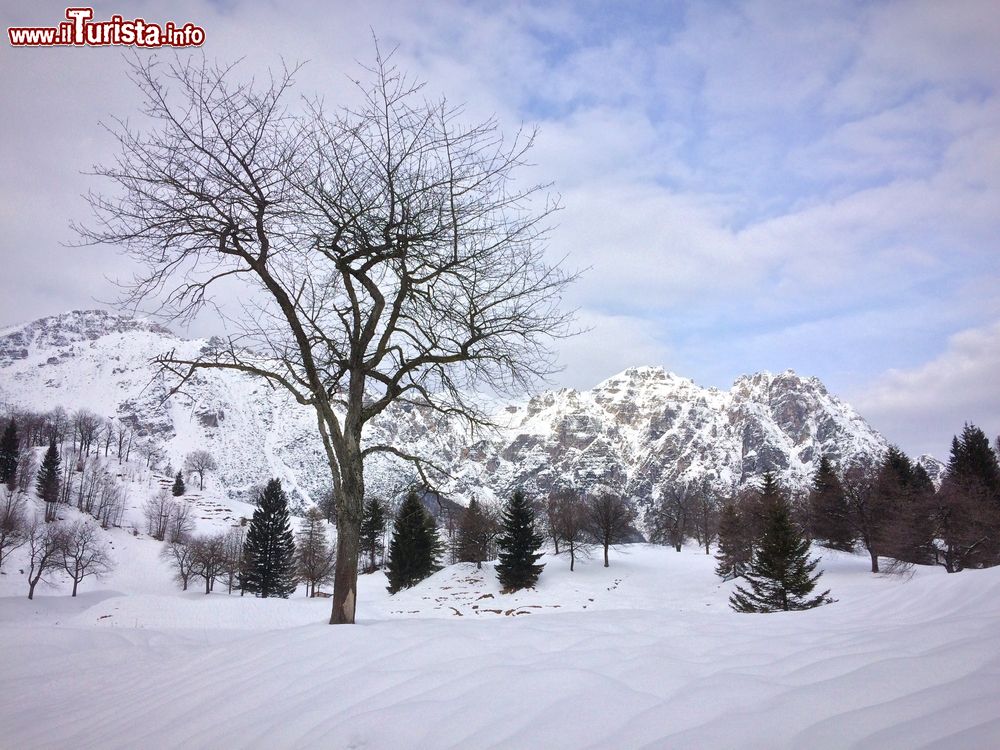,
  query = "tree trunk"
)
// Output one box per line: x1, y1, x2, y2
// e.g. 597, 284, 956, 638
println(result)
869, 548, 879, 573
28, 578, 38, 600
331, 513, 361, 624
330, 429, 363, 625
603, 542, 609, 568
570, 547, 575, 572
204, 577, 211, 594
72, 578, 79, 597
